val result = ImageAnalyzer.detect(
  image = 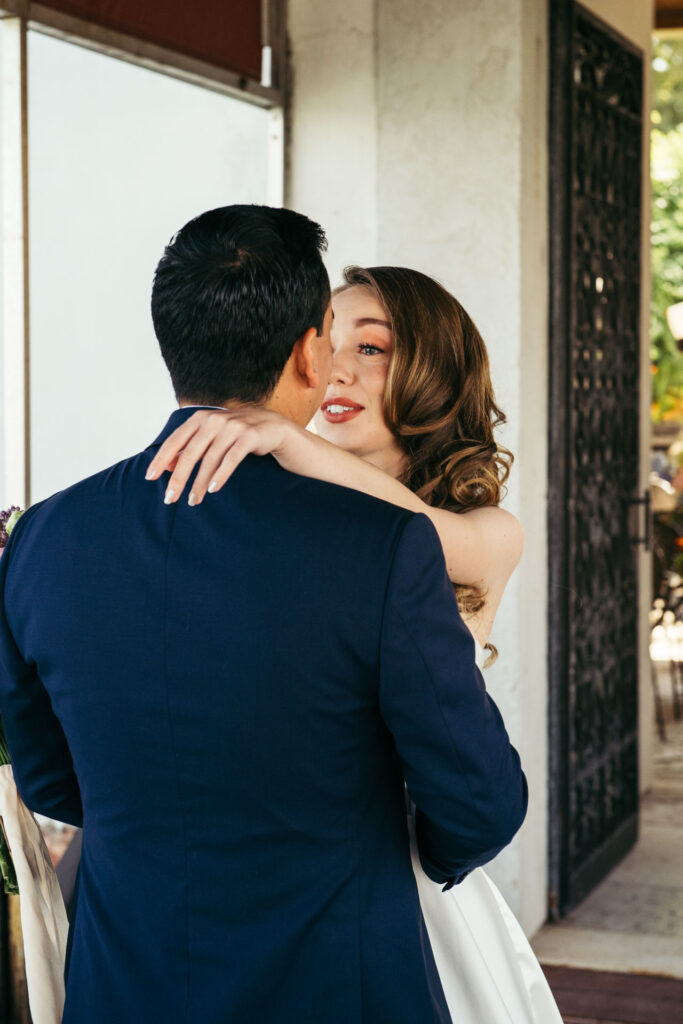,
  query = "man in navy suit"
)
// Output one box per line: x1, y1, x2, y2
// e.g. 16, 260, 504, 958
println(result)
0, 205, 527, 1023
